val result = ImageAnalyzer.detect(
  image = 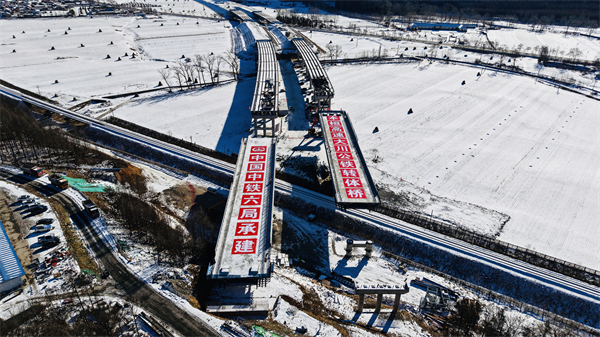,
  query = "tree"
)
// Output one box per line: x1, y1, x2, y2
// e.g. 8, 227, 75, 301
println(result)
446, 298, 482, 336
538, 45, 550, 64
326, 44, 343, 60
201, 53, 217, 84
222, 51, 239, 80
193, 54, 206, 85
158, 68, 172, 90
